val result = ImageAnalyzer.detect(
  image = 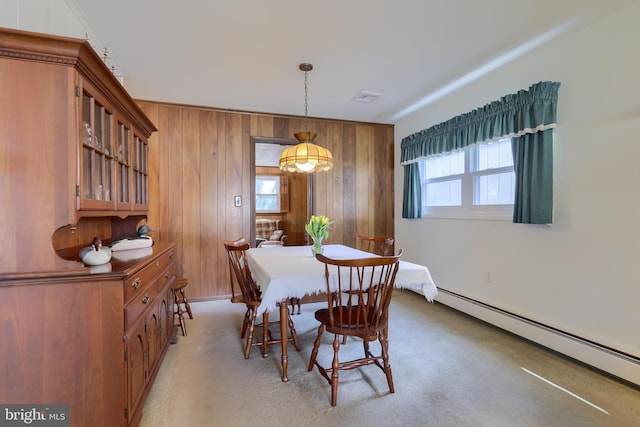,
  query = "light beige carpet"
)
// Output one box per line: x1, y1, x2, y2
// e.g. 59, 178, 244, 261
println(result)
140, 290, 640, 426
